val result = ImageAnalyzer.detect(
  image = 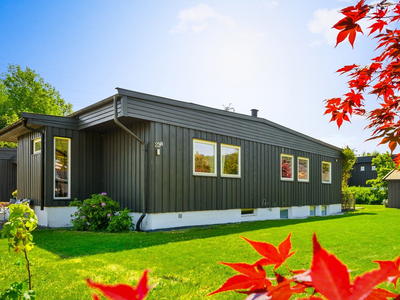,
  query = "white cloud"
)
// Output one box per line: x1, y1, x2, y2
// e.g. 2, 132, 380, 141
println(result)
170, 4, 236, 34
307, 8, 341, 45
